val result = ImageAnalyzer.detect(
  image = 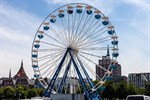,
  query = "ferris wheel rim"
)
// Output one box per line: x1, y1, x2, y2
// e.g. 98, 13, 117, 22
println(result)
31, 3, 119, 94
